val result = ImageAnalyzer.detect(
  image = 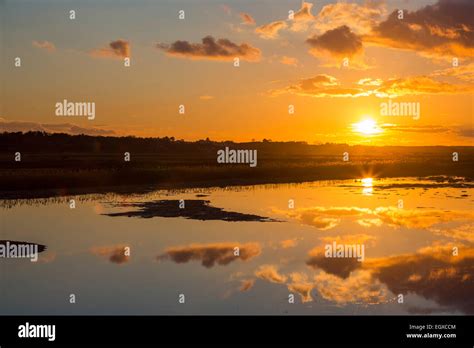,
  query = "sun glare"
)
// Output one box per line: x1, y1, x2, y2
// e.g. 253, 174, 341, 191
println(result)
353, 119, 383, 135
361, 177, 374, 195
